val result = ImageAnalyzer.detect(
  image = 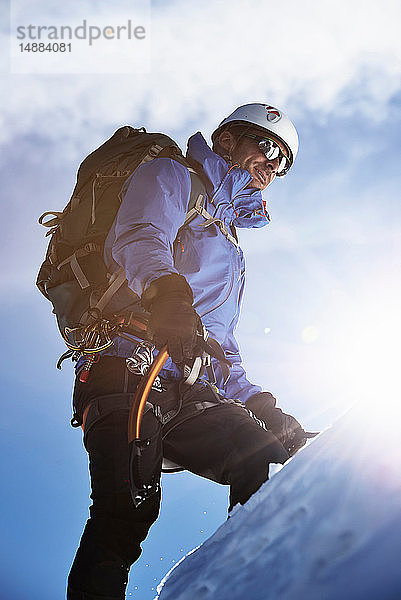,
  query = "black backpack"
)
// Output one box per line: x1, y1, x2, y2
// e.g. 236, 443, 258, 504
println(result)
36, 126, 207, 356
